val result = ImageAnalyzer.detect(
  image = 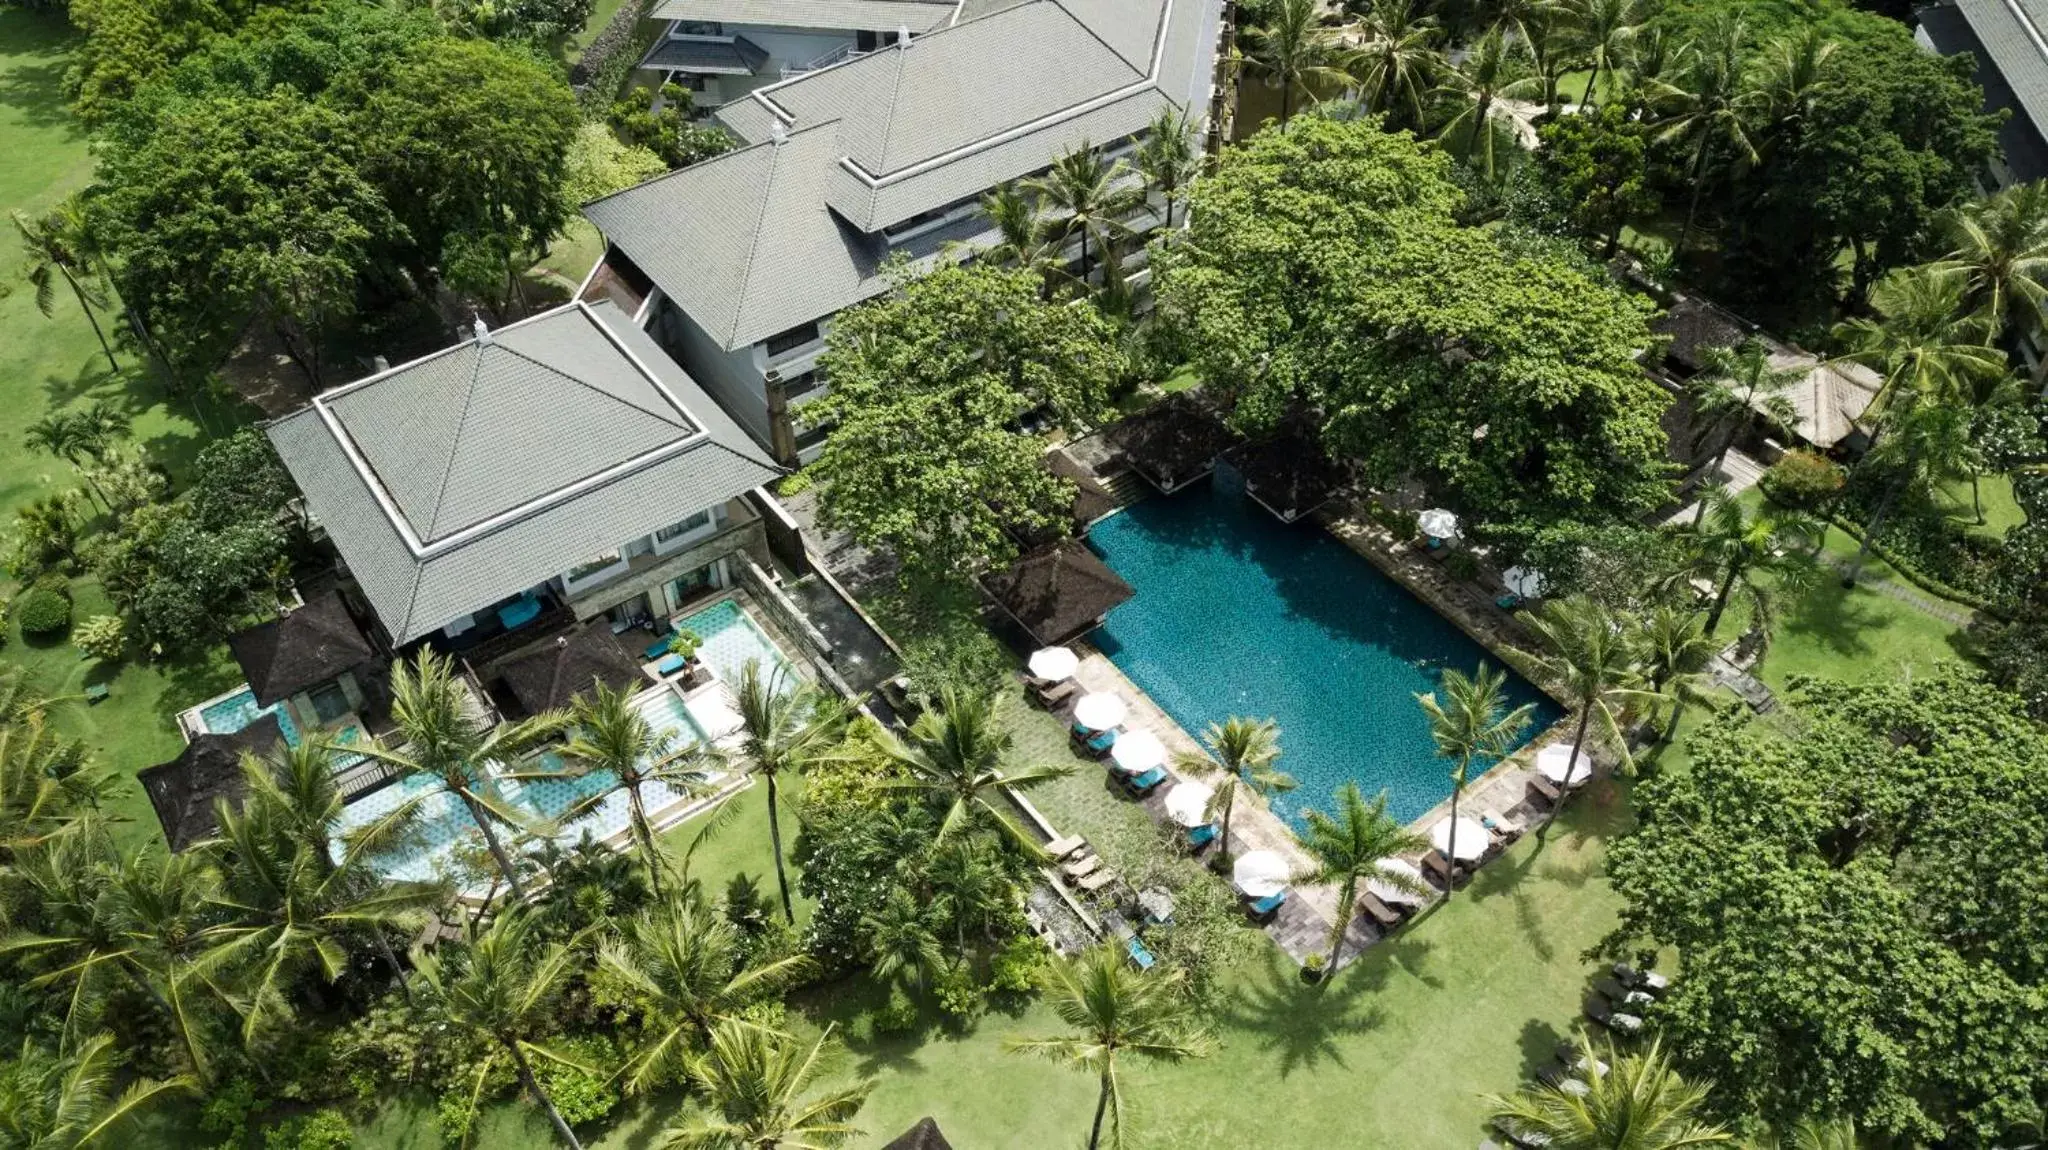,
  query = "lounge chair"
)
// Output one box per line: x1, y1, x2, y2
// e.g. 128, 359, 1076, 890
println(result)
1125, 936, 1157, 971
1122, 766, 1167, 795
1246, 890, 1287, 919
1583, 995, 1644, 1035
1495, 592, 1523, 611
1421, 850, 1456, 888
1529, 775, 1563, 805
1071, 723, 1117, 756
654, 653, 686, 677
1613, 963, 1671, 994
1034, 678, 1079, 708
1076, 868, 1118, 895
1061, 854, 1103, 881
1360, 891, 1404, 930
1495, 1117, 1555, 1148
1592, 976, 1630, 1002
1186, 823, 1218, 850
643, 627, 678, 660
1043, 834, 1087, 861
1482, 810, 1523, 842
